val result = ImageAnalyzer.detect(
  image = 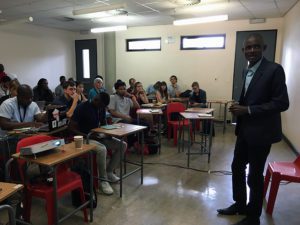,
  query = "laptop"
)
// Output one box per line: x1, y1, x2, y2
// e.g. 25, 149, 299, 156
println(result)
38, 105, 68, 132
